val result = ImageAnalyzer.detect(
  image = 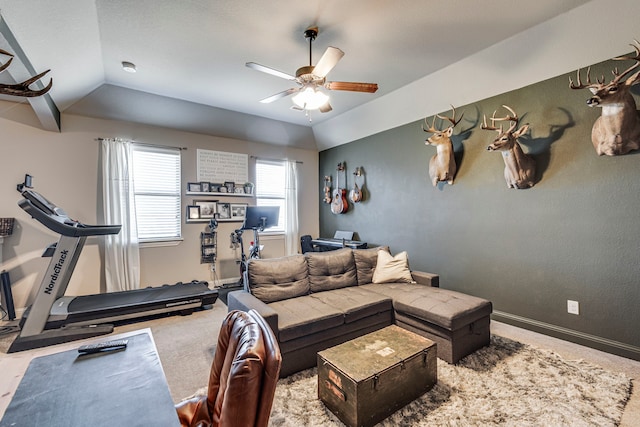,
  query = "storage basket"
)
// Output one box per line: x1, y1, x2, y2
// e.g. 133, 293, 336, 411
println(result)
0, 218, 15, 237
